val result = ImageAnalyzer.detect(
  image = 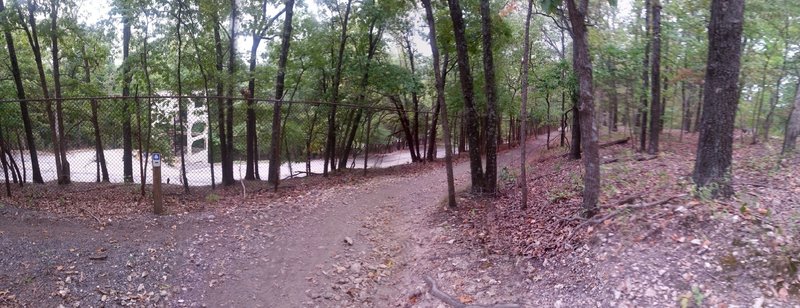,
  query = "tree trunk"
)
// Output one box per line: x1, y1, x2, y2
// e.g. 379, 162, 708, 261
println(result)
566, 0, 600, 217
50, 0, 69, 184
693, 86, 703, 133
340, 20, 381, 169
447, 0, 484, 192
782, 83, 800, 154
647, 0, 662, 154
570, 88, 581, 159
121, 13, 133, 183
693, 0, 745, 198
323, 0, 353, 176
423, 0, 456, 208
176, 0, 189, 192
81, 45, 109, 182
268, 0, 295, 186
213, 14, 233, 185
226, 0, 237, 181
751, 59, 770, 144
1, 0, 41, 183
479, 0, 498, 194
639, 0, 651, 152
518, 0, 533, 208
